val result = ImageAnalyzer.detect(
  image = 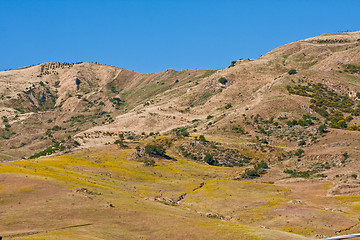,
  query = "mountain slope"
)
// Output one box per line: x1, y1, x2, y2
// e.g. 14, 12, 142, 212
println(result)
0, 62, 214, 158
1, 31, 360, 239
